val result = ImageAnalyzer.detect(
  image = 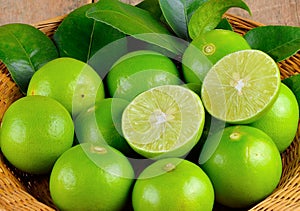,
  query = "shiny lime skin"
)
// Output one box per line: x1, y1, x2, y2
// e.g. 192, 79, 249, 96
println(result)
182, 29, 251, 84
132, 158, 214, 211
0, 95, 74, 174
27, 57, 104, 117
106, 50, 181, 101
49, 143, 134, 211
74, 98, 136, 156
250, 83, 299, 152
199, 125, 282, 208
